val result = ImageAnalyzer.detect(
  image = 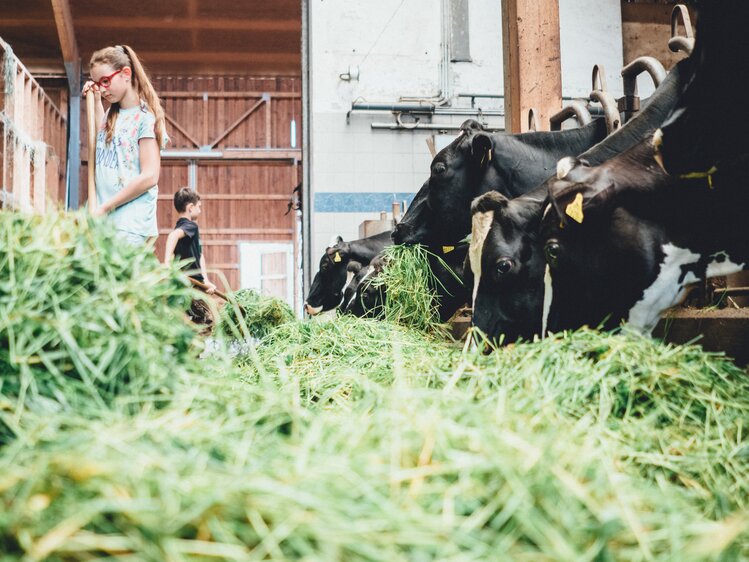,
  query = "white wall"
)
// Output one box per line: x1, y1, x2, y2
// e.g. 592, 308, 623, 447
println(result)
308, 0, 624, 281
